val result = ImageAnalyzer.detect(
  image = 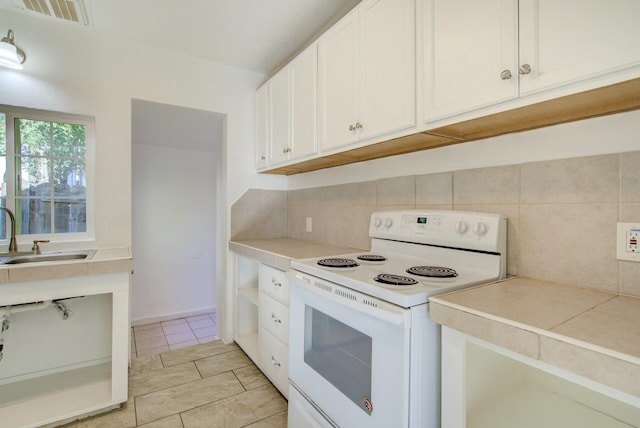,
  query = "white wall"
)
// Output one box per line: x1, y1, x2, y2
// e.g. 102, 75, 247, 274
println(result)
131, 143, 217, 323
